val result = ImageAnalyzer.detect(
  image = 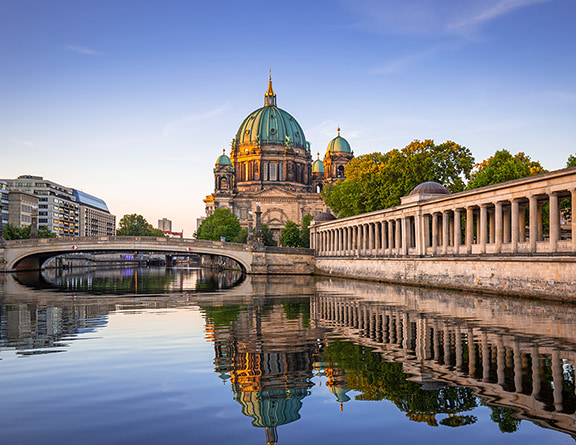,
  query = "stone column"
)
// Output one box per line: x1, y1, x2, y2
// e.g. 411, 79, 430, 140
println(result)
552, 349, 564, 412
431, 213, 438, 255
466, 207, 474, 254
368, 223, 374, 255
442, 211, 450, 255
395, 218, 402, 255
401, 218, 408, 255
495, 201, 503, 254
497, 336, 505, 386
549, 192, 559, 252
415, 213, 423, 256
531, 346, 541, 398
423, 214, 430, 252
388, 221, 394, 254
502, 207, 510, 244
537, 201, 544, 242
454, 209, 461, 255
381, 221, 387, 253
511, 199, 519, 253
480, 204, 488, 254
529, 195, 538, 253
513, 340, 522, 393
375, 222, 381, 255
519, 204, 526, 242
489, 209, 495, 244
